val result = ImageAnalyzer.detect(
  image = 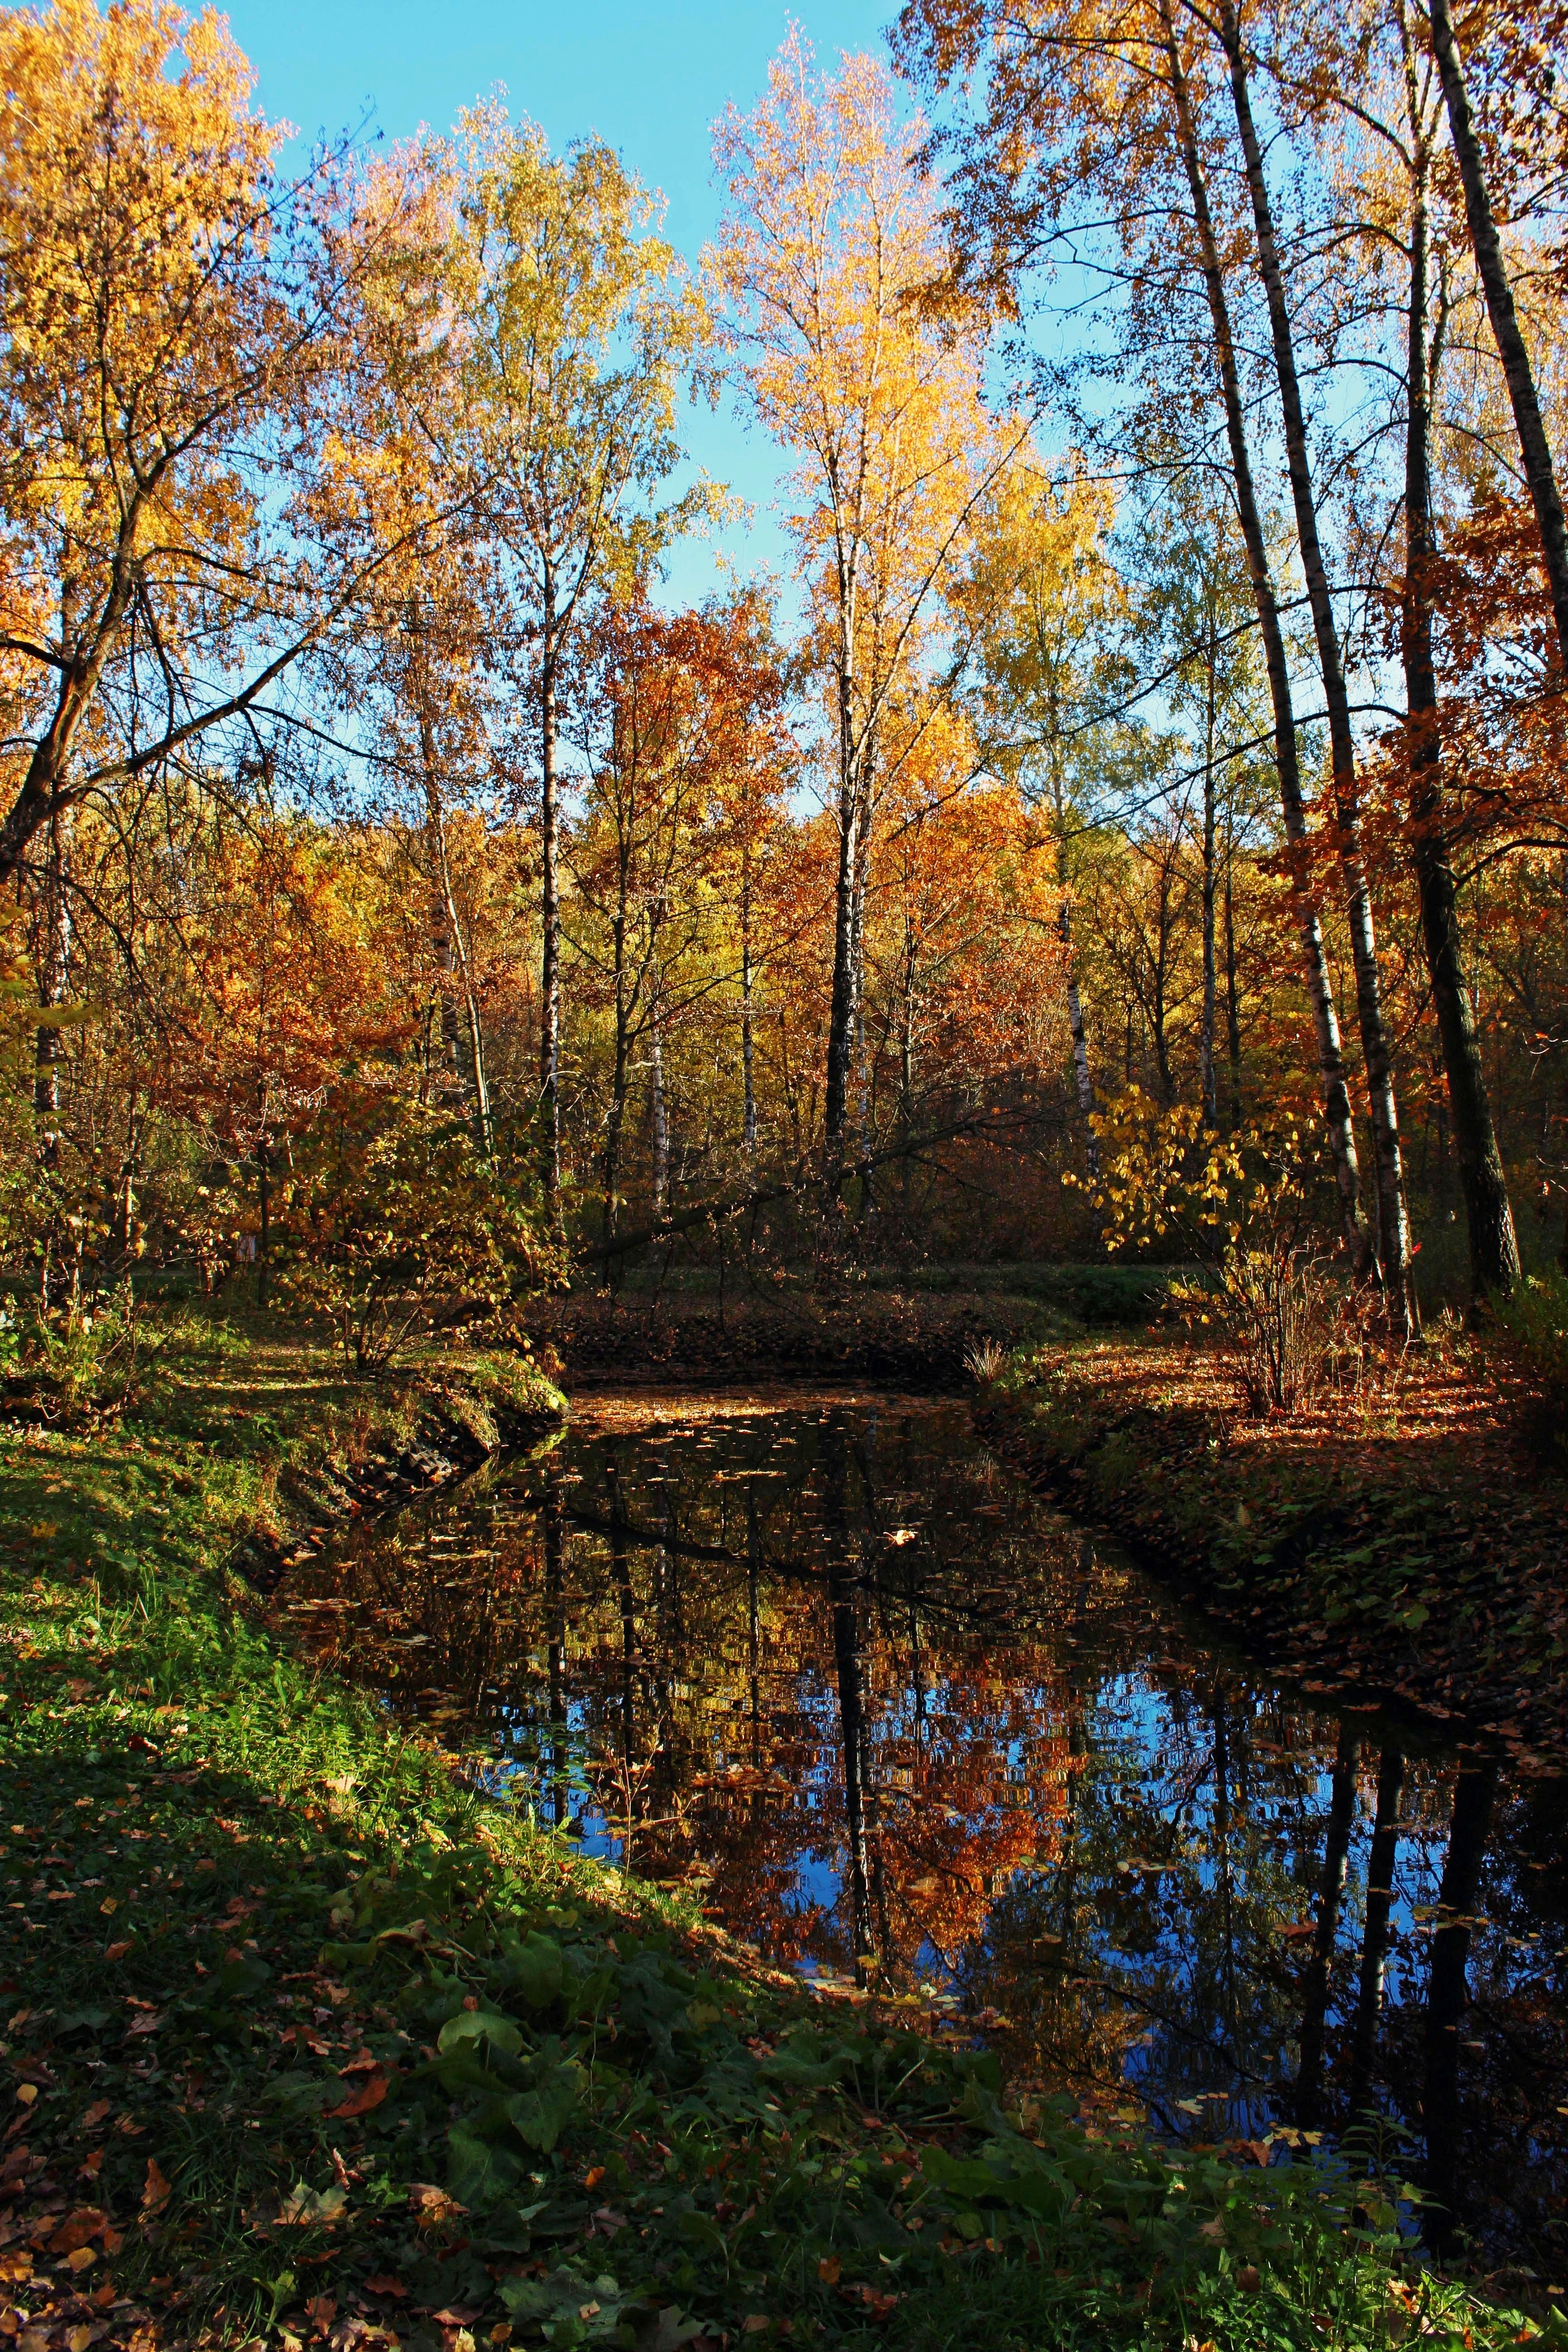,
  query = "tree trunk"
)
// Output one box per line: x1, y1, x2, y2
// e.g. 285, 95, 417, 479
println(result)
255, 1123, 271, 1308
1224, 834, 1244, 1130
544, 1463, 568, 1829
746, 1483, 763, 1770
1401, 130, 1520, 1298
603, 897, 631, 1259
33, 810, 69, 1166
1217, 0, 1413, 1327
416, 676, 465, 1103
740, 842, 758, 1159
0, 517, 142, 893
825, 1426, 875, 1983
539, 580, 564, 1237
418, 710, 493, 1153
1059, 873, 1100, 1179
1152, 859, 1176, 1106
1348, 1745, 1404, 2124
823, 652, 865, 1185
1422, 1756, 1497, 2251
650, 1000, 669, 1220
1296, 1725, 1361, 2128
1200, 606, 1220, 1127
900, 915, 918, 1214
1427, 0, 1568, 672
1158, 2, 1367, 1263
851, 782, 875, 1220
